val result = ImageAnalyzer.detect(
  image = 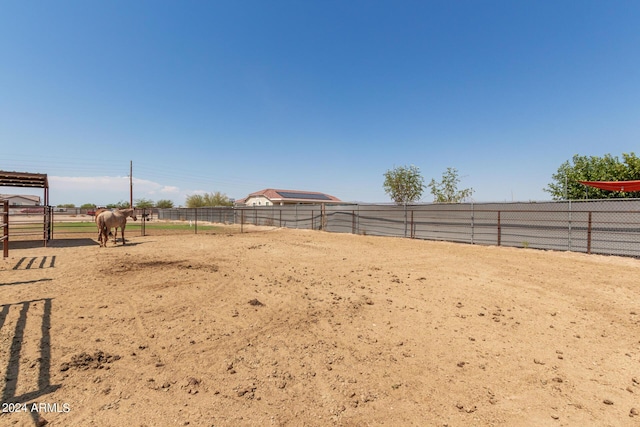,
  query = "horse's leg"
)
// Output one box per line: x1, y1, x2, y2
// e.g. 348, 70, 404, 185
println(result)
97, 217, 106, 247
101, 226, 108, 247
96, 218, 103, 245
113, 227, 118, 244
121, 225, 126, 245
